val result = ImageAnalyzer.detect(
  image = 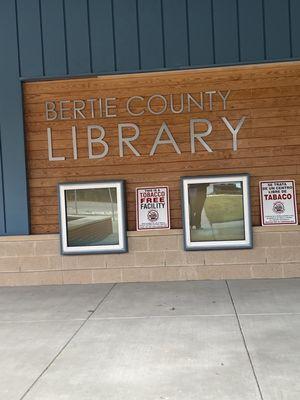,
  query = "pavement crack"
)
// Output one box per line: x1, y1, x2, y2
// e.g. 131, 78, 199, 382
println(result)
225, 280, 264, 400
19, 283, 117, 400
